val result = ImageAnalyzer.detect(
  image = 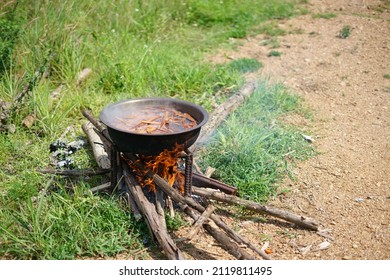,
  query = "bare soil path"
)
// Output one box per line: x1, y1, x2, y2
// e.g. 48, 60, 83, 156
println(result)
180, 0, 389, 260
